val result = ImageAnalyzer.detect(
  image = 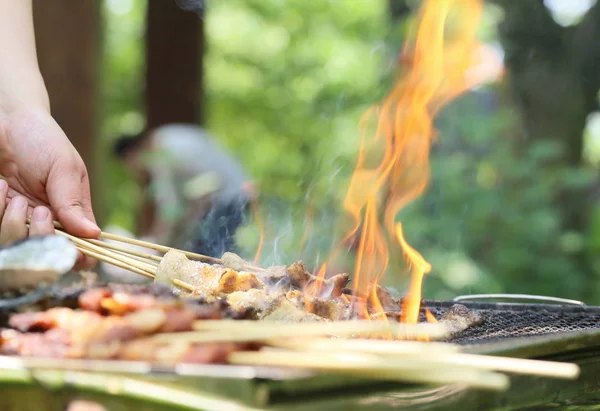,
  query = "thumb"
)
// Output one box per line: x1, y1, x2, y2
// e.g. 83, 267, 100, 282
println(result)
46, 162, 100, 239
